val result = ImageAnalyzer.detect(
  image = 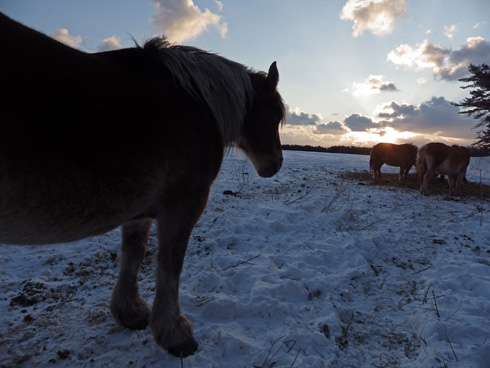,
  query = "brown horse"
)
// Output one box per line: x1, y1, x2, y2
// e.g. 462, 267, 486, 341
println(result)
0, 13, 285, 357
416, 143, 470, 195
369, 143, 418, 180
